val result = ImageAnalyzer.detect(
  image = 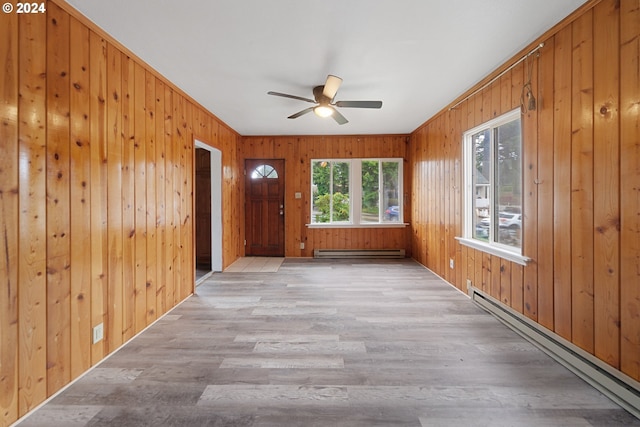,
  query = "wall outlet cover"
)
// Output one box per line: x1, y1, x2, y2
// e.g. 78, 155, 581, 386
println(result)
93, 323, 104, 344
